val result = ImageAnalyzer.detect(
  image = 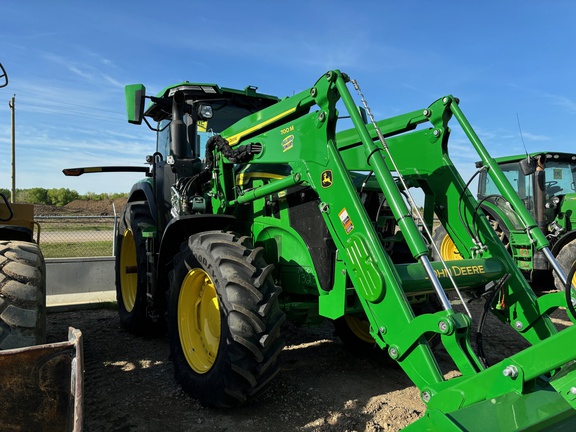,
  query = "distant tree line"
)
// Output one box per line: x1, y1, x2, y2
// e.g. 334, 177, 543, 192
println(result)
0, 188, 127, 206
